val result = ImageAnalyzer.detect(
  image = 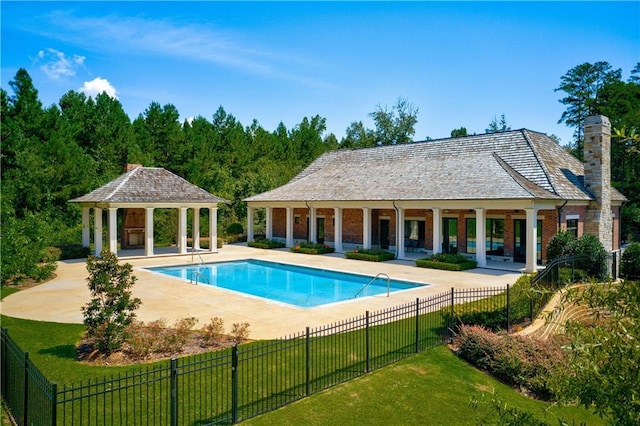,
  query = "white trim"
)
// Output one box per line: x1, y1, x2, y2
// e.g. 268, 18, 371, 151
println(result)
566, 214, 580, 220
